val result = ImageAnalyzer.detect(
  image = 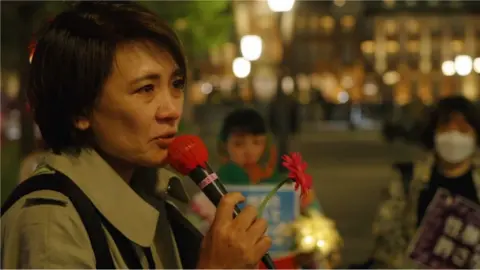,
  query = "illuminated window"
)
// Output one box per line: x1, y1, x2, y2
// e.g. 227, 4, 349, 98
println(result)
420, 60, 432, 74
407, 19, 419, 34
383, 71, 400, 85
387, 41, 399, 54
341, 16, 356, 31
361, 41, 375, 54
320, 16, 335, 34
385, 20, 397, 35
407, 40, 420, 53
451, 40, 464, 54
